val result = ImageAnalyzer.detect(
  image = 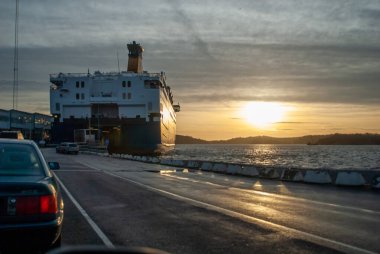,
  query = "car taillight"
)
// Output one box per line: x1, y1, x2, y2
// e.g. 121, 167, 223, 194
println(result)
16, 195, 58, 215
40, 195, 58, 214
